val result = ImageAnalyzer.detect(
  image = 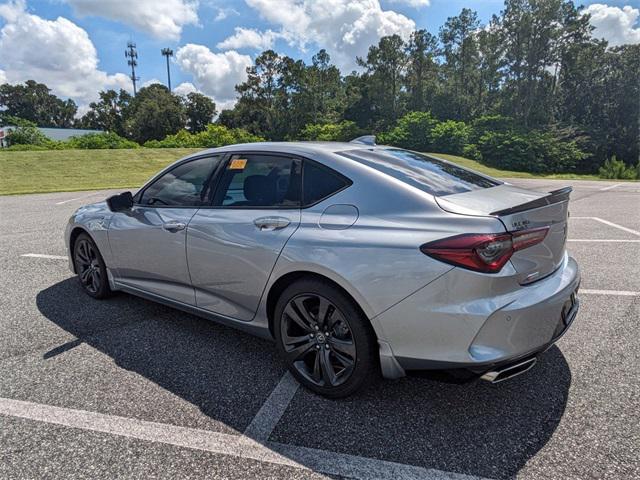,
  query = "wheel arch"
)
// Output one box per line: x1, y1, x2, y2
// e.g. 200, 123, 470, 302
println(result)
265, 270, 378, 342
68, 226, 92, 273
